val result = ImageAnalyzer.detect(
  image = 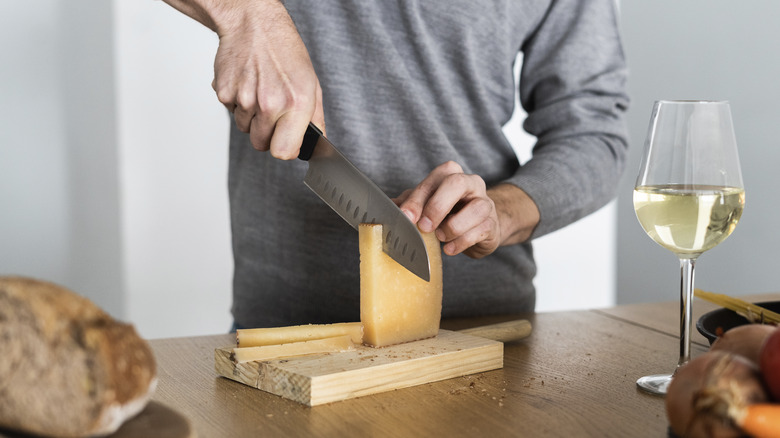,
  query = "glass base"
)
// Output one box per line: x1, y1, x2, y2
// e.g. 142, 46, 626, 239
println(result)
636, 373, 671, 395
